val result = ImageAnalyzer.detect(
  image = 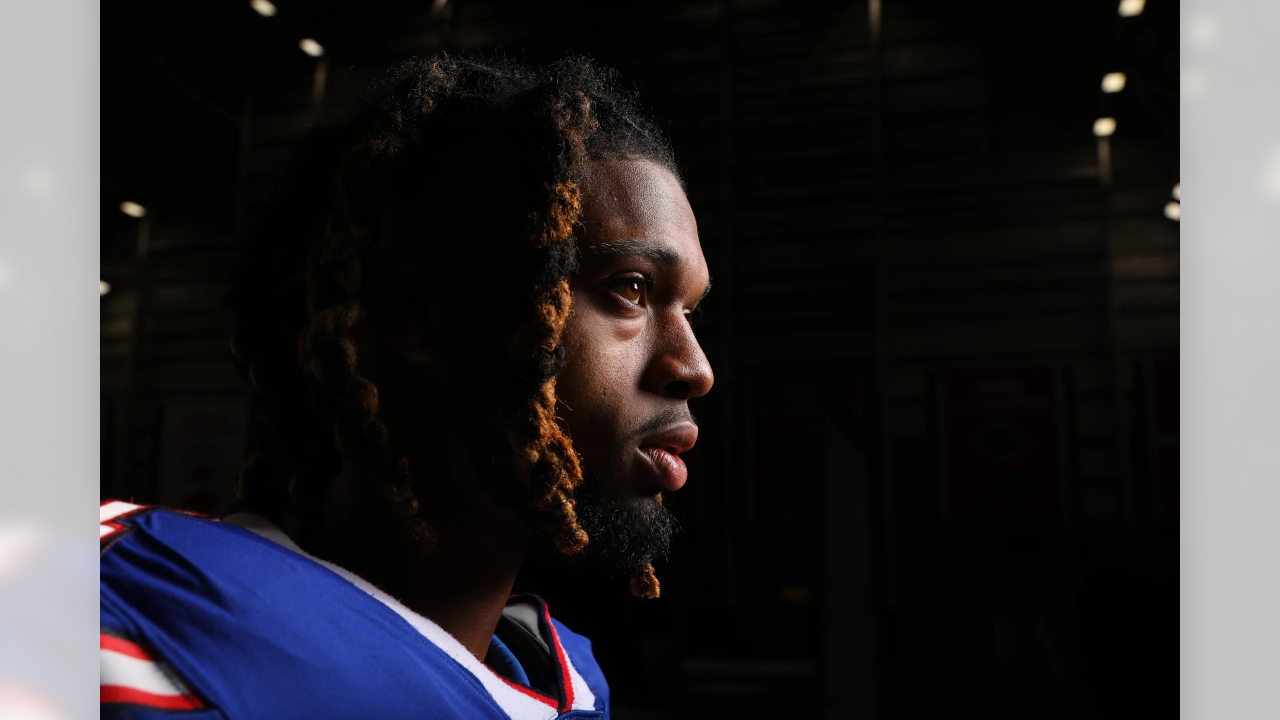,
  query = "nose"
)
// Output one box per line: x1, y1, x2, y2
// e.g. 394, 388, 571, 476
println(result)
643, 312, 714, 400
